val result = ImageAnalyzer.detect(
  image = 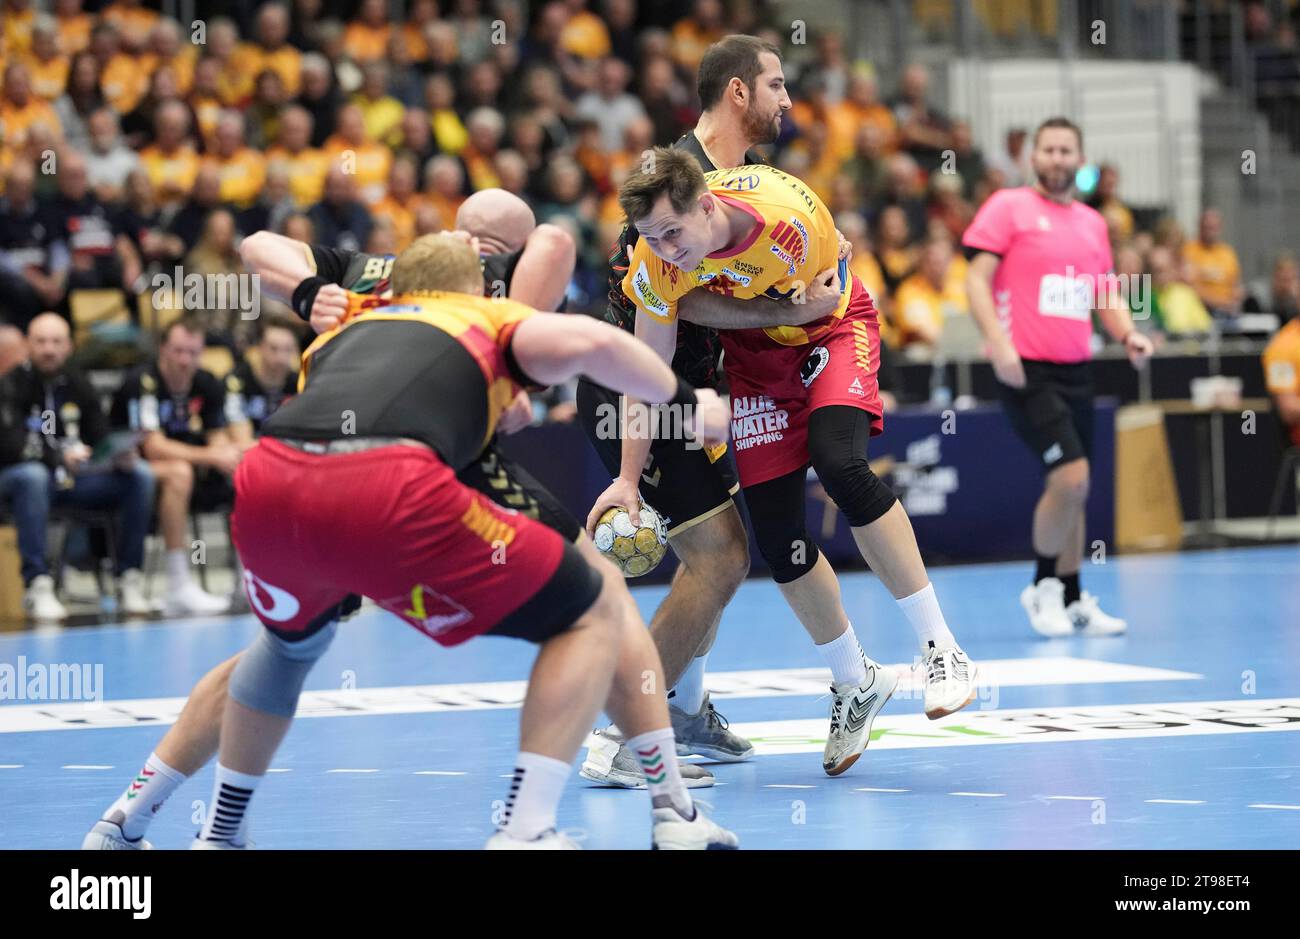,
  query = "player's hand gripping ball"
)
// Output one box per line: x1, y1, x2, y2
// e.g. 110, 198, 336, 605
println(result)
592, 503, 668, 577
